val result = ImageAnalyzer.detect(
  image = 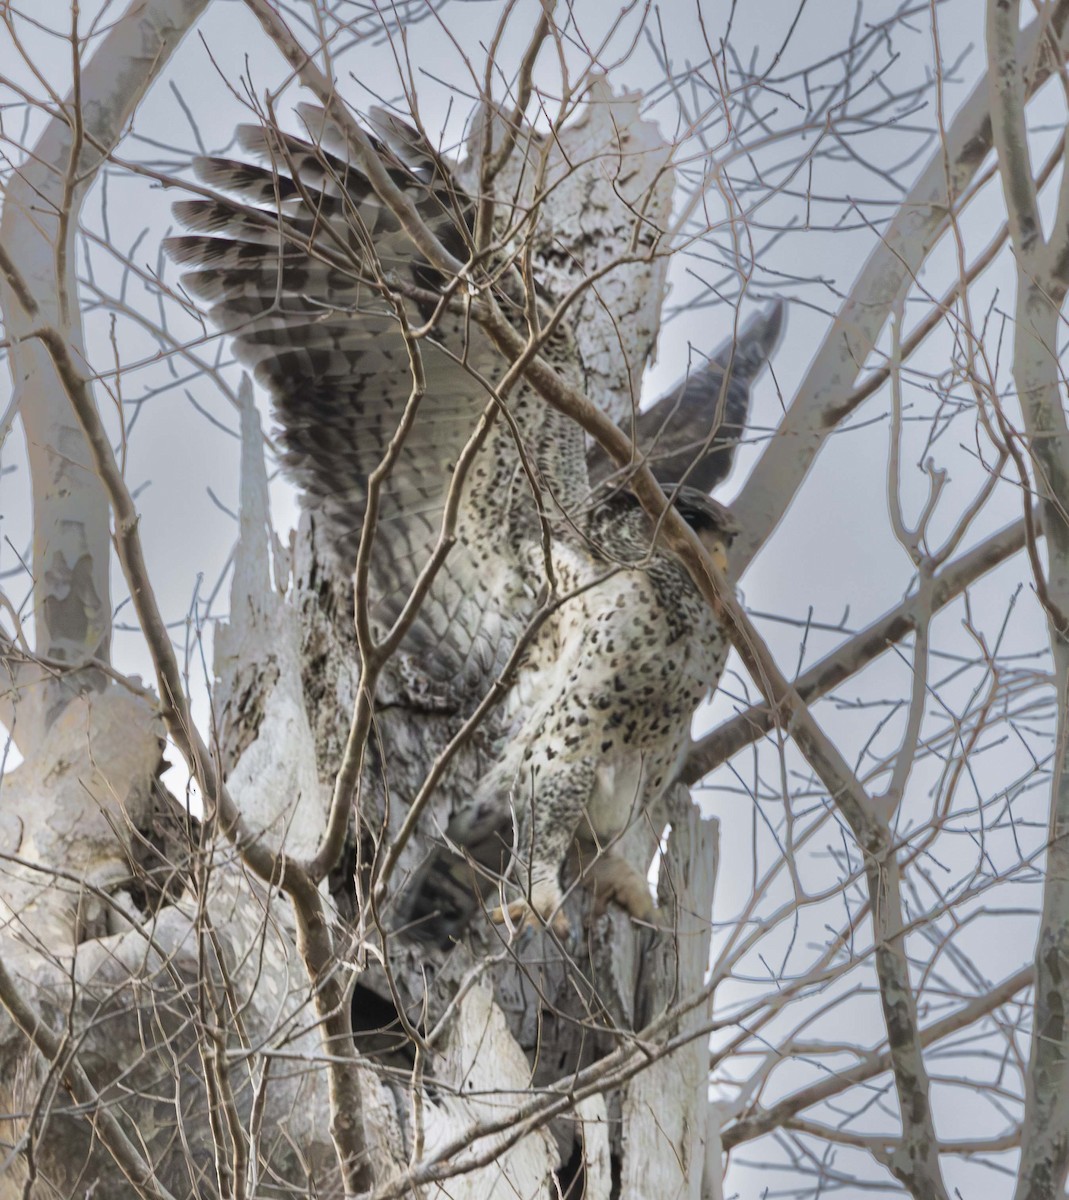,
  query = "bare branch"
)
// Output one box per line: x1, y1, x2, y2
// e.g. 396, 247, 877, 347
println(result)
684, 514, 1027, 781
723, 966, 1033, 1150
730, 0, 1069, 573
0, 954, 179, 1200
